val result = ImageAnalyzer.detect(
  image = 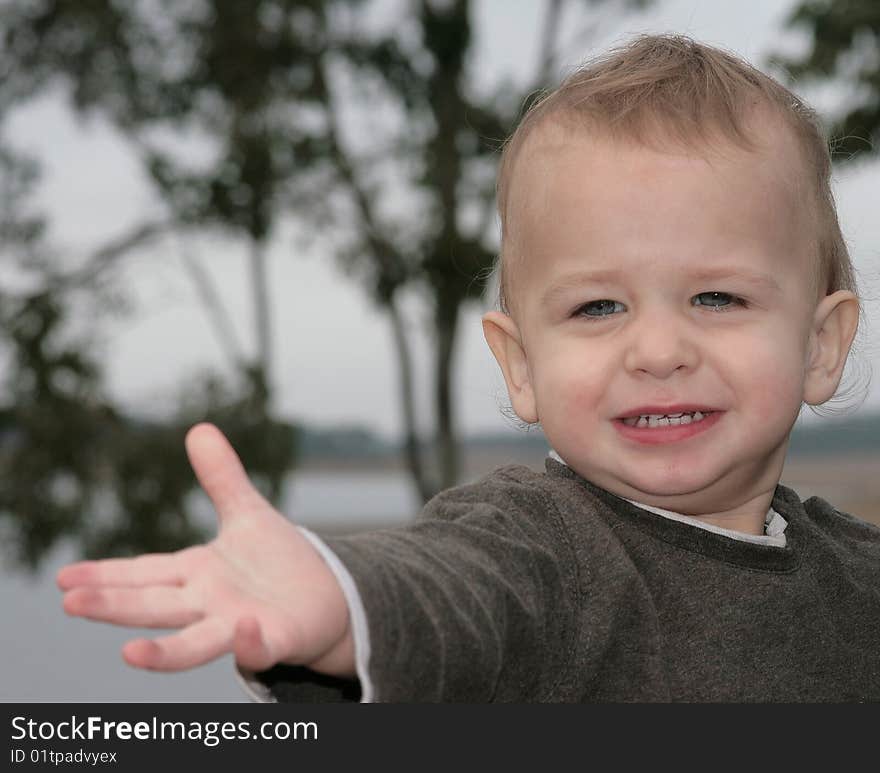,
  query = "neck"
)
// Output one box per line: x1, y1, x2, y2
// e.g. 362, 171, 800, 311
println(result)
549, 450, 782, 537
622, 482, 777, 536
